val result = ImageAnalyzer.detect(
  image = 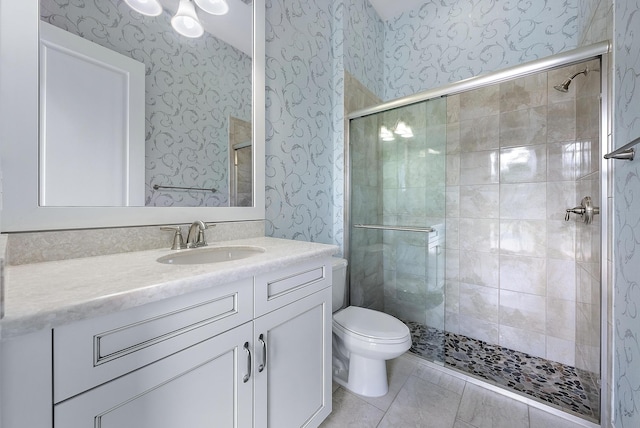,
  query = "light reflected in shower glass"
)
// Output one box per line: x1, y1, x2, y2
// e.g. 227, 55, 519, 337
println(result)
349, 97, 447, 365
